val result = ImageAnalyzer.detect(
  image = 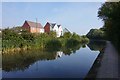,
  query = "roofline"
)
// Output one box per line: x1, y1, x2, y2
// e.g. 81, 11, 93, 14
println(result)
25, 20, 40, 24
24, 20, 43, 28
47, 22, 56, 24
